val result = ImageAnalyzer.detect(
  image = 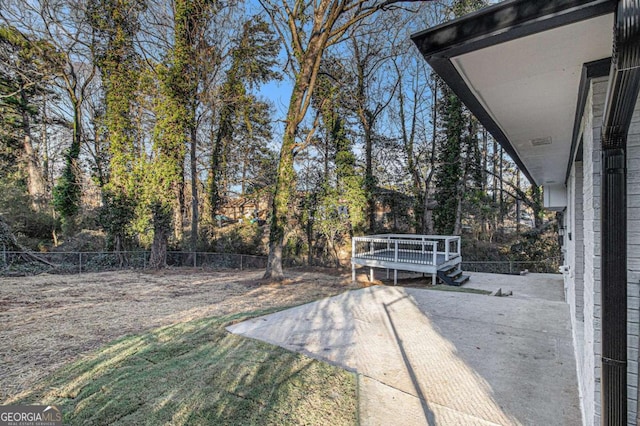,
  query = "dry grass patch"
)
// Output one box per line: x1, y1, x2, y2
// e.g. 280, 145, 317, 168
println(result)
0, 268, 359, 401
